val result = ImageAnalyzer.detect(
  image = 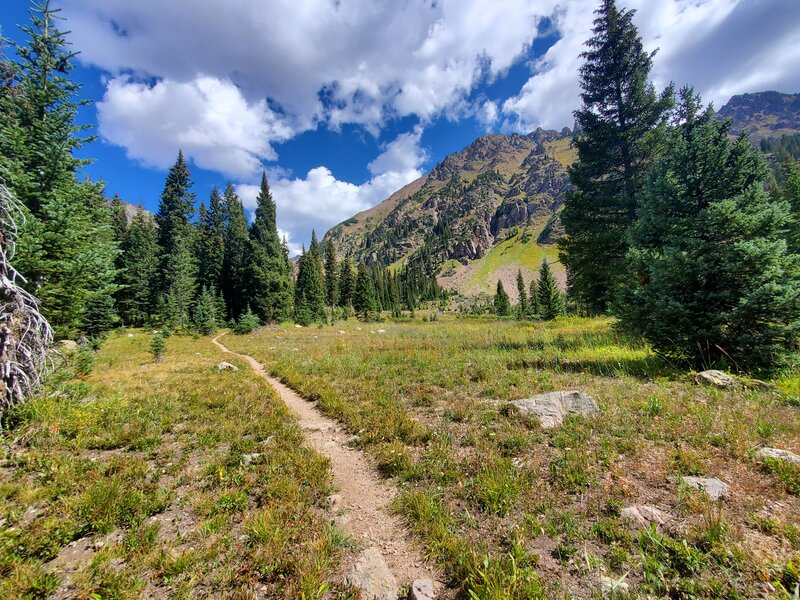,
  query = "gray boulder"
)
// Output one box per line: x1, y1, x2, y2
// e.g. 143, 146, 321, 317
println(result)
695, 370, 736, 388
620, 505, 671, 529
408, 578, 436, 600
509, 391, 599, 429
346, 548, 398, 600
680, 476, 730, 500
216, 362, 239, 371
755, 447, 800, 464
